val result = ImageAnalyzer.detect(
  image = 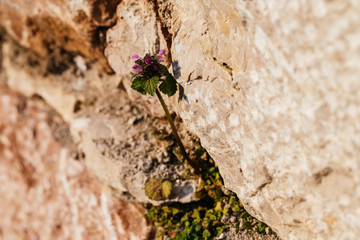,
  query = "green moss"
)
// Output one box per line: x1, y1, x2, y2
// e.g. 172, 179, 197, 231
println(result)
145, 145, 272, 239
